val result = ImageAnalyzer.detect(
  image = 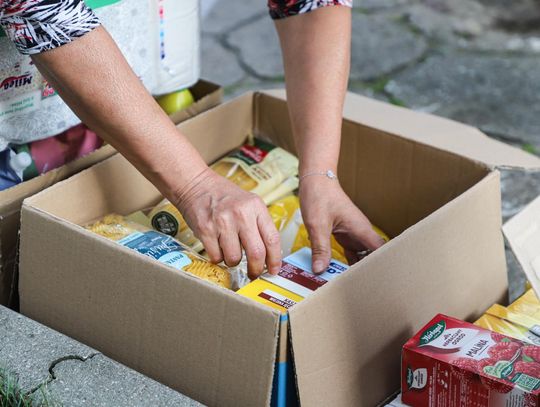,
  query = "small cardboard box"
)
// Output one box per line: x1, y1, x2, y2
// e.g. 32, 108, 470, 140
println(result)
19, 90, 540, 406
0, 79, 222, 308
